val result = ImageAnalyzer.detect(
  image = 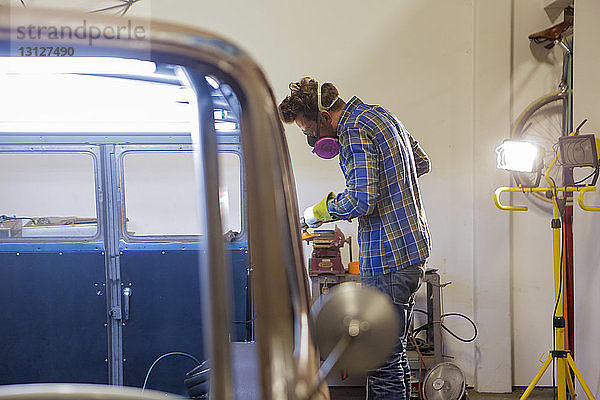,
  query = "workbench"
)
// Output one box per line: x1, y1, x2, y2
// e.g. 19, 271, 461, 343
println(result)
310, 269, 443, 387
